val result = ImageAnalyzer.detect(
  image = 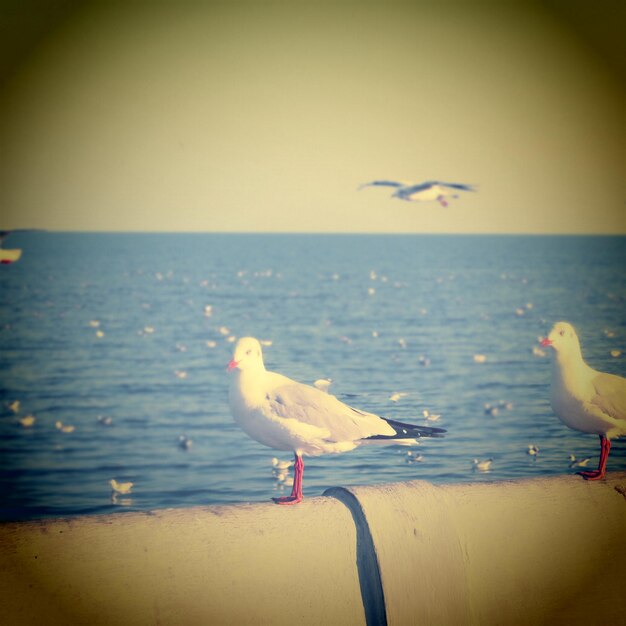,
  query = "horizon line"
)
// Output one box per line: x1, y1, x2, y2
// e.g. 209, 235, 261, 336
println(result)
5, 229, 626, 237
